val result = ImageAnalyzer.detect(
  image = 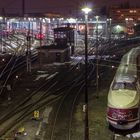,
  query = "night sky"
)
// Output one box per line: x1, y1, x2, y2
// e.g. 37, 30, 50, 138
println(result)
0, 0, 140, 16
